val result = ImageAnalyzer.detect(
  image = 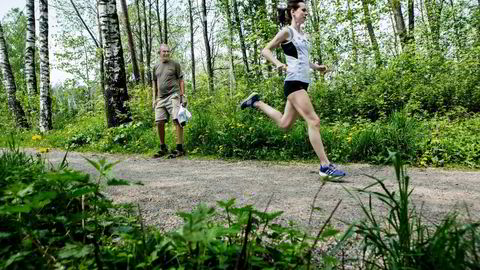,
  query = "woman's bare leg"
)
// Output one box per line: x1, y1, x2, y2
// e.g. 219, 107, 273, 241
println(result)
287, 90, 330, 165
254, 100, 298, 130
